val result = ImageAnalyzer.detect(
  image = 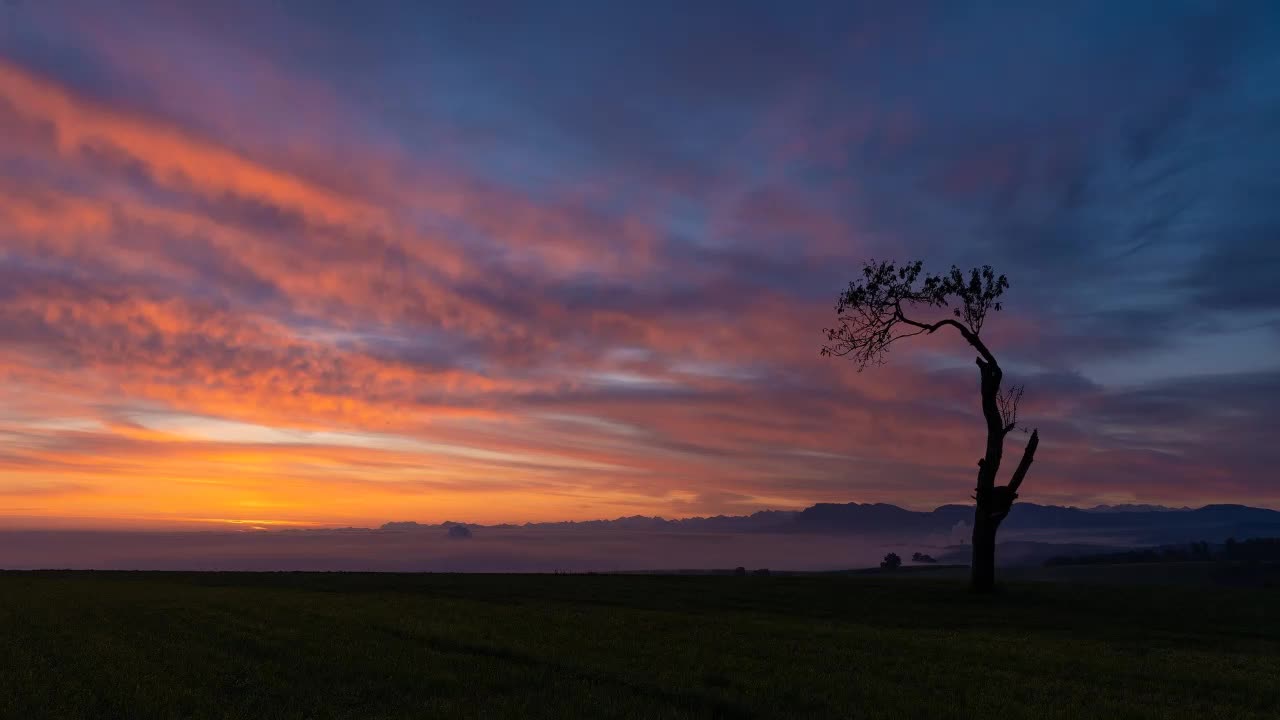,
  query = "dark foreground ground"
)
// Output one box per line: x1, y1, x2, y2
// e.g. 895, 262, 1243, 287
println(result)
2, 571, 1277, 719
